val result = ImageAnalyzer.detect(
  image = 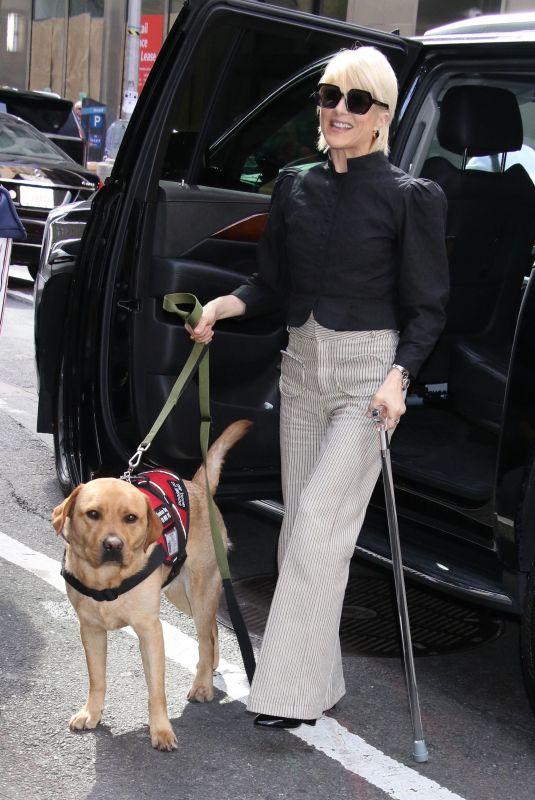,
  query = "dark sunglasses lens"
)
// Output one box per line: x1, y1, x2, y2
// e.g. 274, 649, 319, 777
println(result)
346, 89, 373, 115
317, 85, 342, 108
